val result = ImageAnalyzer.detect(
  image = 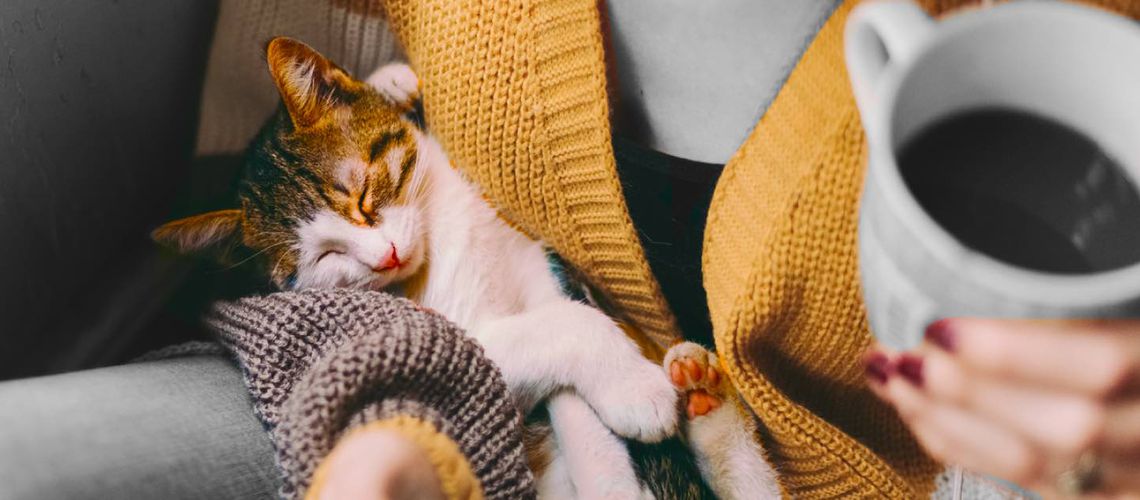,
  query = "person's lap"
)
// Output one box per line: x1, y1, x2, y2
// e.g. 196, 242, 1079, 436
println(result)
0, 355, 279, 500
